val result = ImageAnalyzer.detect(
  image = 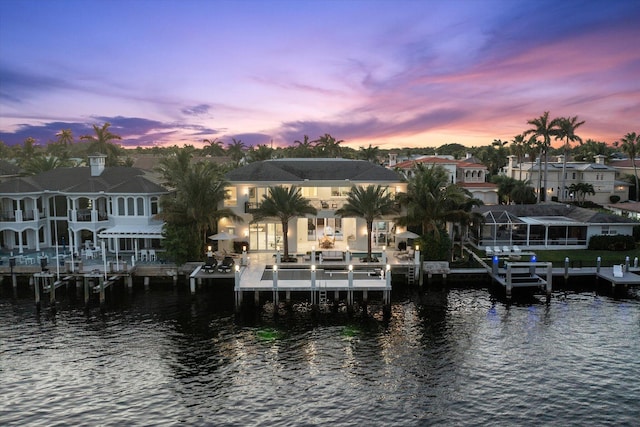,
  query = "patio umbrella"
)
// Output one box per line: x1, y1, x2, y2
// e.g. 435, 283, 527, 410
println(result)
396, 230, 420, 239
208, 232, 238, 241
